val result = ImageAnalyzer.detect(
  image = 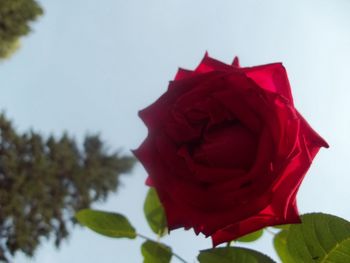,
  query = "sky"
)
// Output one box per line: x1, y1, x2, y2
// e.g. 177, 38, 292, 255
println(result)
0, 0, 350, 262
